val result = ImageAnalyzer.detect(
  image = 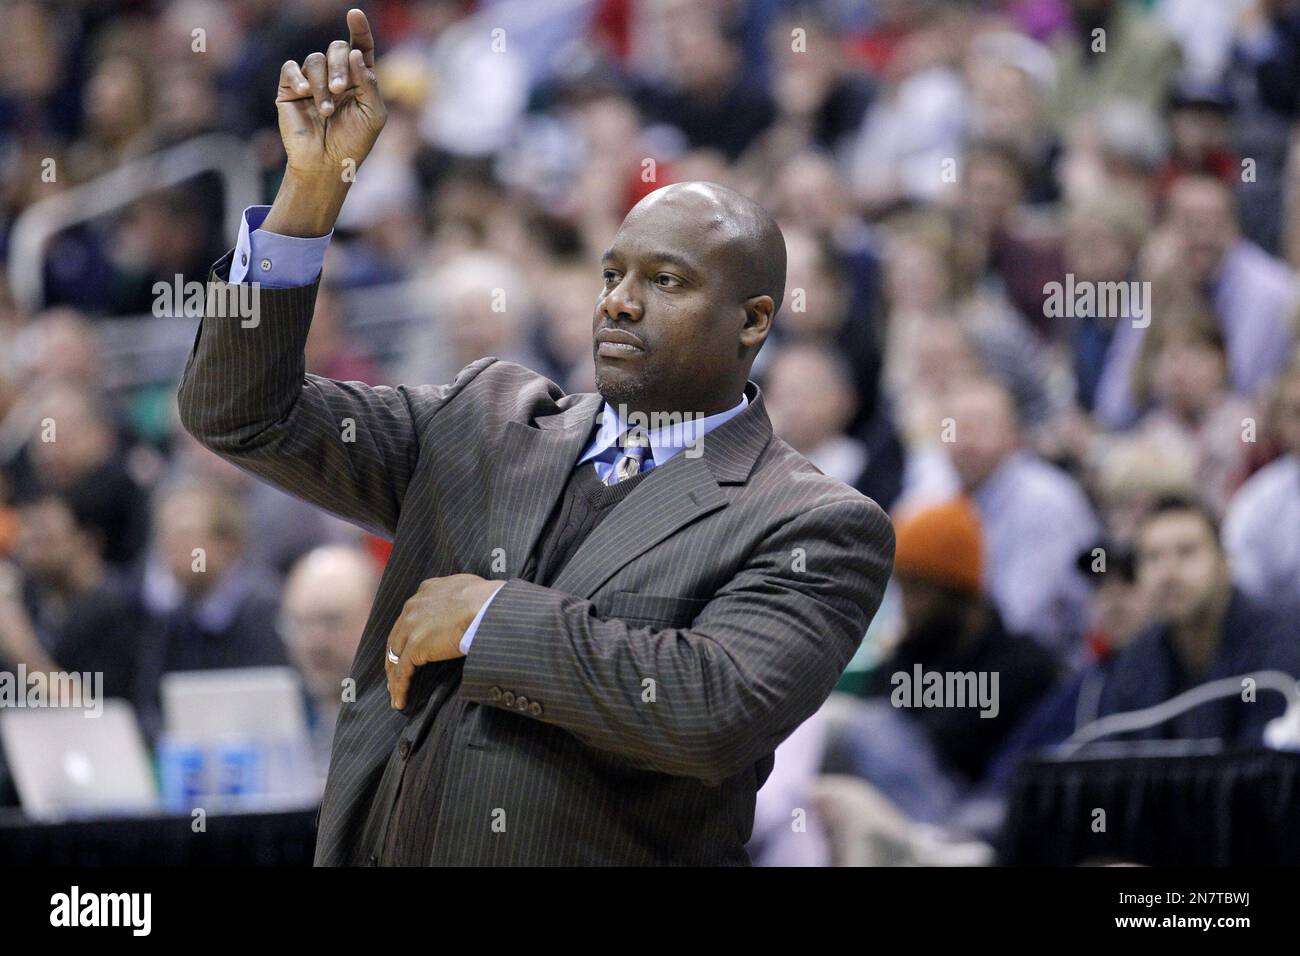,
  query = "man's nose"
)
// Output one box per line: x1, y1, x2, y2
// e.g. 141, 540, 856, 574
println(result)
602, 277, 643, 322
